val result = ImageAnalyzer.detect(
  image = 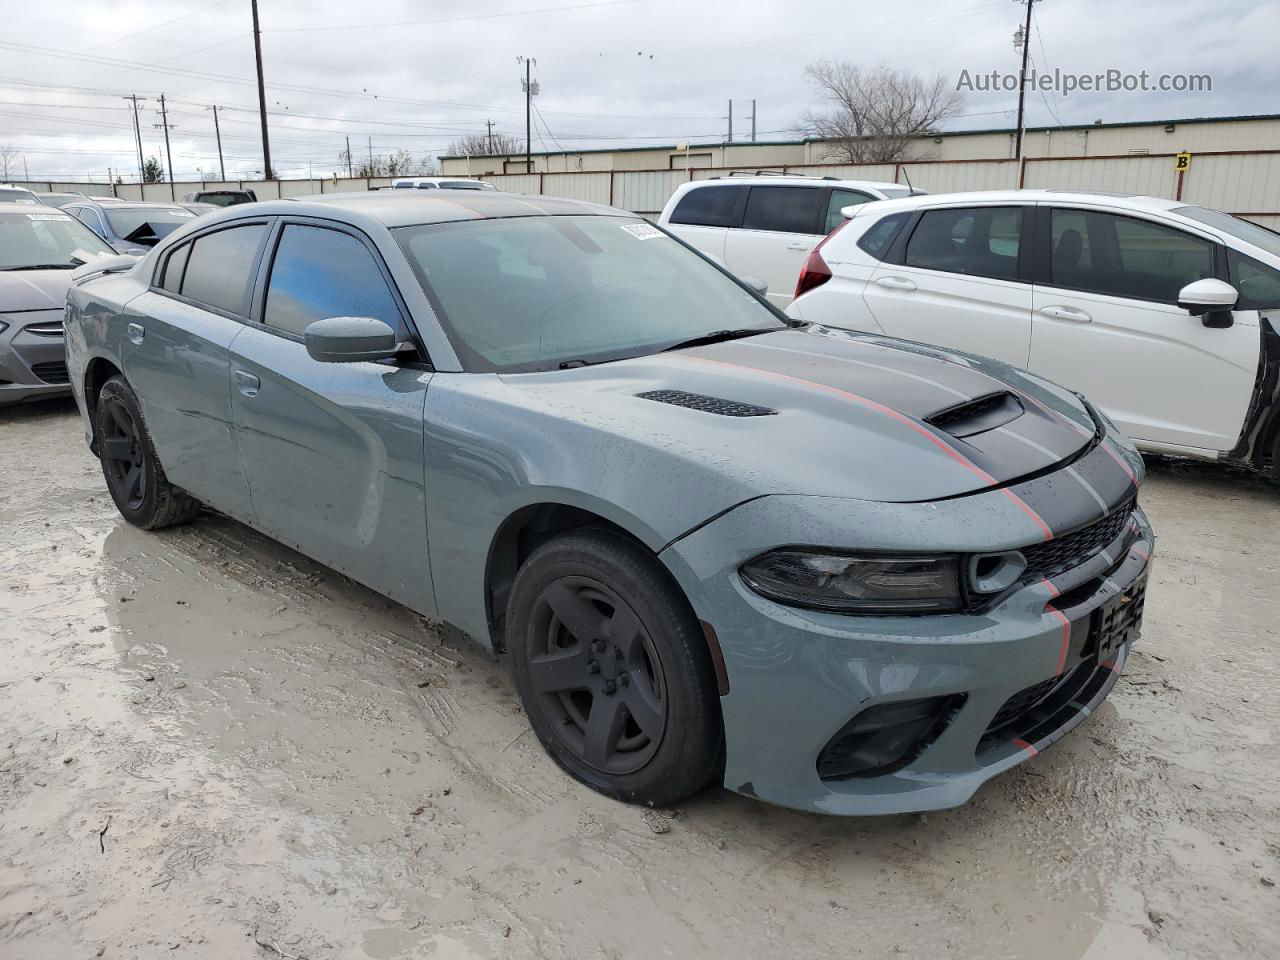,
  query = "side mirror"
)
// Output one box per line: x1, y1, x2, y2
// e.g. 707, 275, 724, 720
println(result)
304, 316, 399, 363
741, 275, 769, 296
1177, 278, 1238, 328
